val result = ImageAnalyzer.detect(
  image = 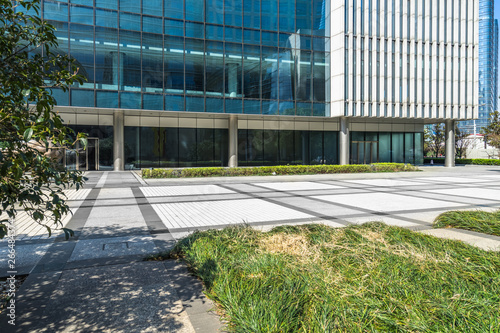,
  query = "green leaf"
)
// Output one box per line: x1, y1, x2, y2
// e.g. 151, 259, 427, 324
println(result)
24, 128, 34, 141
62, 228, 75, 240
79, 137, 88, 149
